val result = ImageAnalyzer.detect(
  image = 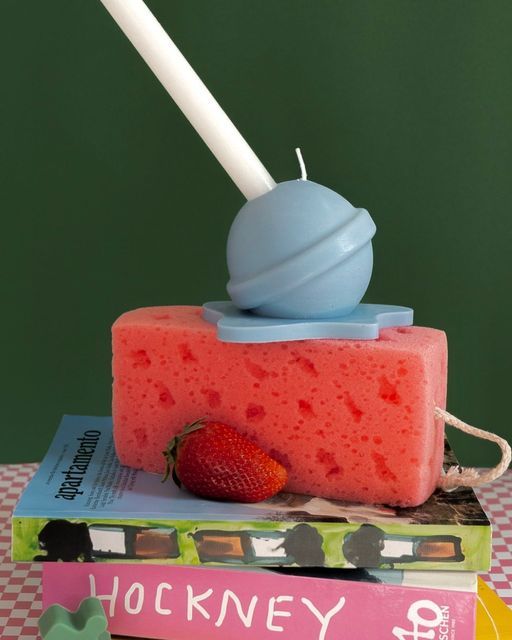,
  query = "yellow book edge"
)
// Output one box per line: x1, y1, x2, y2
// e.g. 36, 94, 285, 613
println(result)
477, 578, 512, 640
